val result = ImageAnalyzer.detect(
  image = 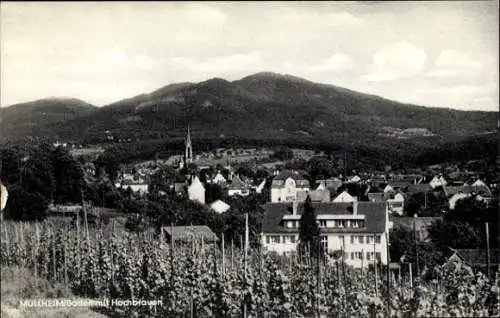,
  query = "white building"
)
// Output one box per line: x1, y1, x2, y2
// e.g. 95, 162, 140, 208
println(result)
430, 175, 447, 188
188, 176, 205, 204
387, 192, 405, 215
270, 170, 310, 203
260, 201, 390, 268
